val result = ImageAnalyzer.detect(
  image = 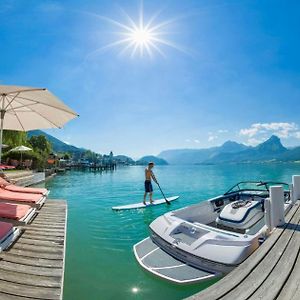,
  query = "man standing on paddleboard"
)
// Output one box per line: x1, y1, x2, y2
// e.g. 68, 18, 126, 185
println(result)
143, 162, 158, 205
